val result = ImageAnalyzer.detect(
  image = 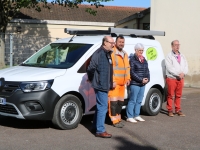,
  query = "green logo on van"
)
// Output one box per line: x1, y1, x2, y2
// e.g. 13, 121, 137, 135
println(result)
146, 47, 157, 61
